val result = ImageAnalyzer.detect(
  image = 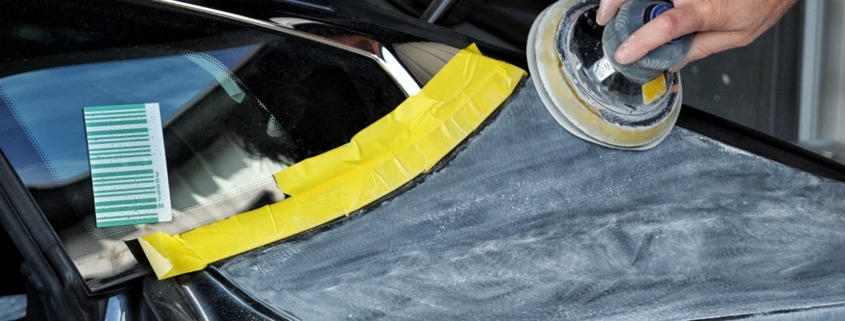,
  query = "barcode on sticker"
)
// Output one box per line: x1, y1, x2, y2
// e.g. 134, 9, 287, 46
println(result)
590, 58, 616, 82
84, 103, 171, 228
